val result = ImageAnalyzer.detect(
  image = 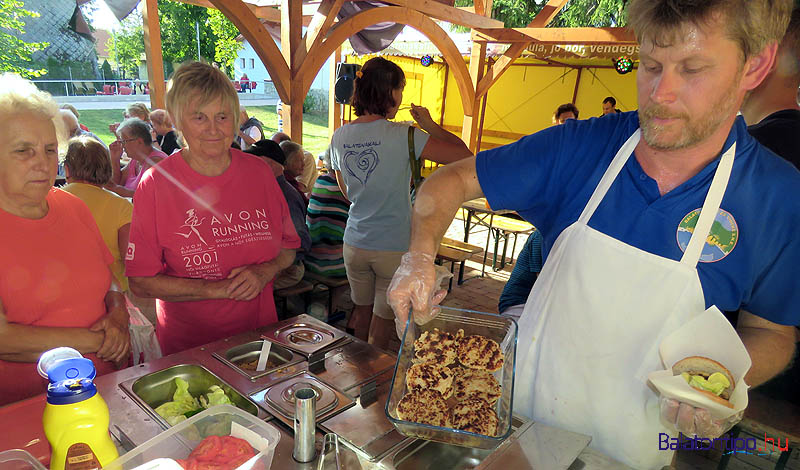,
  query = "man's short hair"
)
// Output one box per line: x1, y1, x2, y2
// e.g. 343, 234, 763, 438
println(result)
350, 57, 405, 117
61, 103, 80, 119
627, 0, 793, 61
603, 96, 617, 106
118, 117, 152, 144
779, 7, 800, 73
149, 109, 173, 128
246, 139, 285, 165
555, 103, 579, 121
166, 61, 240, 137
279, 140, 303, 164
271, 132, 290, 143
64, 136, 112, 185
